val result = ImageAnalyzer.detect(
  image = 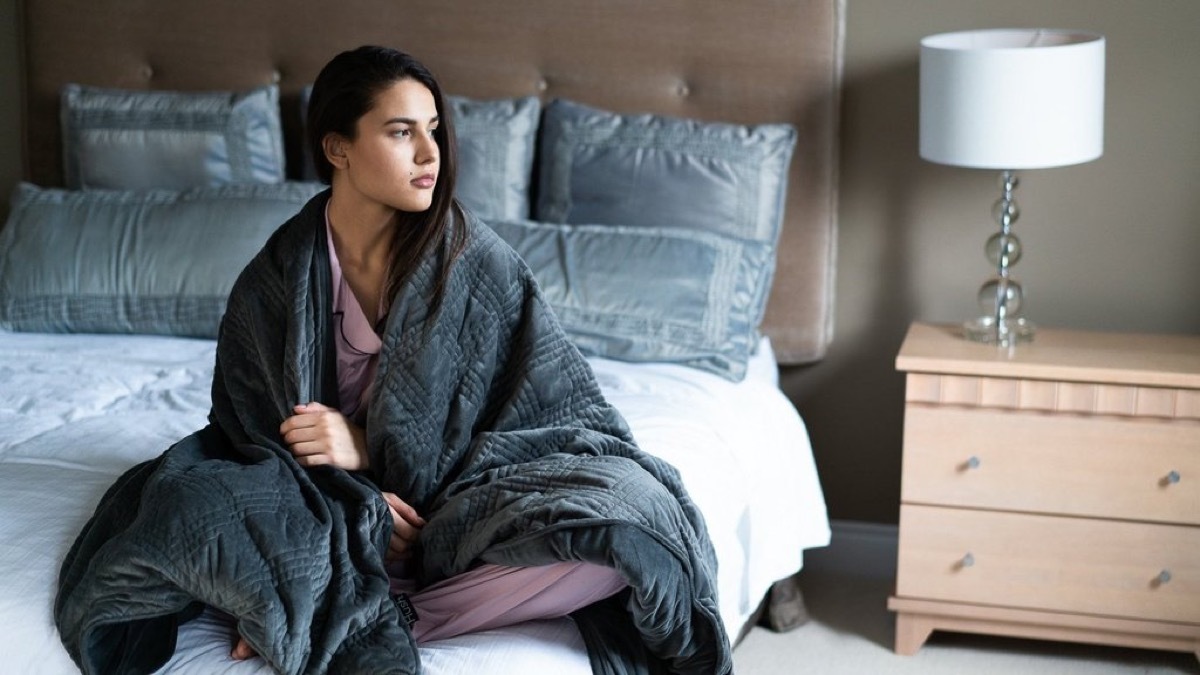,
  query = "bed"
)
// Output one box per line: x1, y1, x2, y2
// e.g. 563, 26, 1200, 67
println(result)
2, 0, 843, 673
